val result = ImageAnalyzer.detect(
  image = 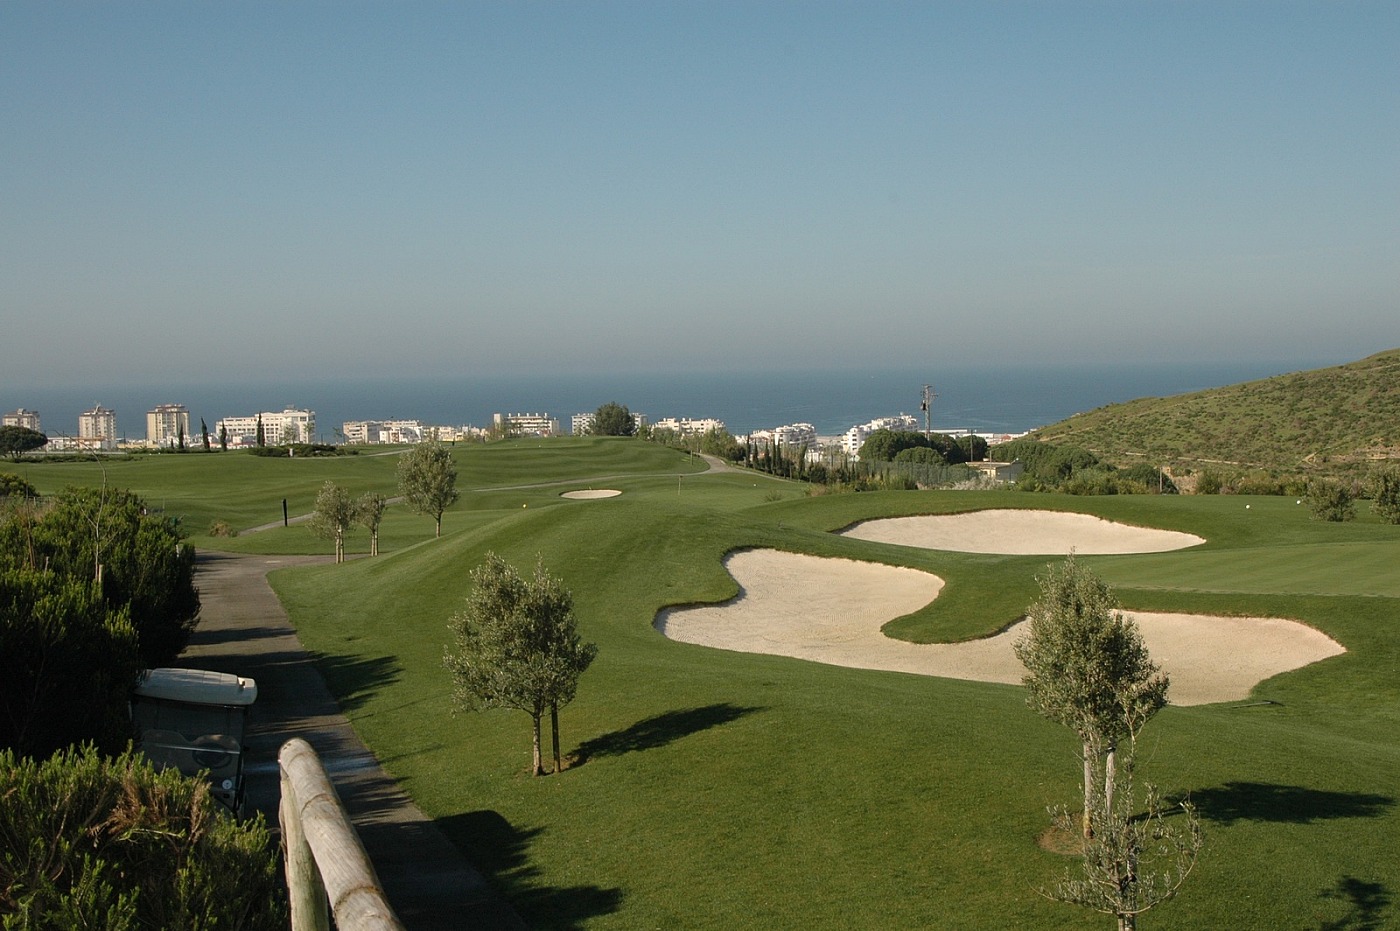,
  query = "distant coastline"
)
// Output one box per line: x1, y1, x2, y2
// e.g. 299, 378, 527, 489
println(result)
2, 359, 1330, 446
